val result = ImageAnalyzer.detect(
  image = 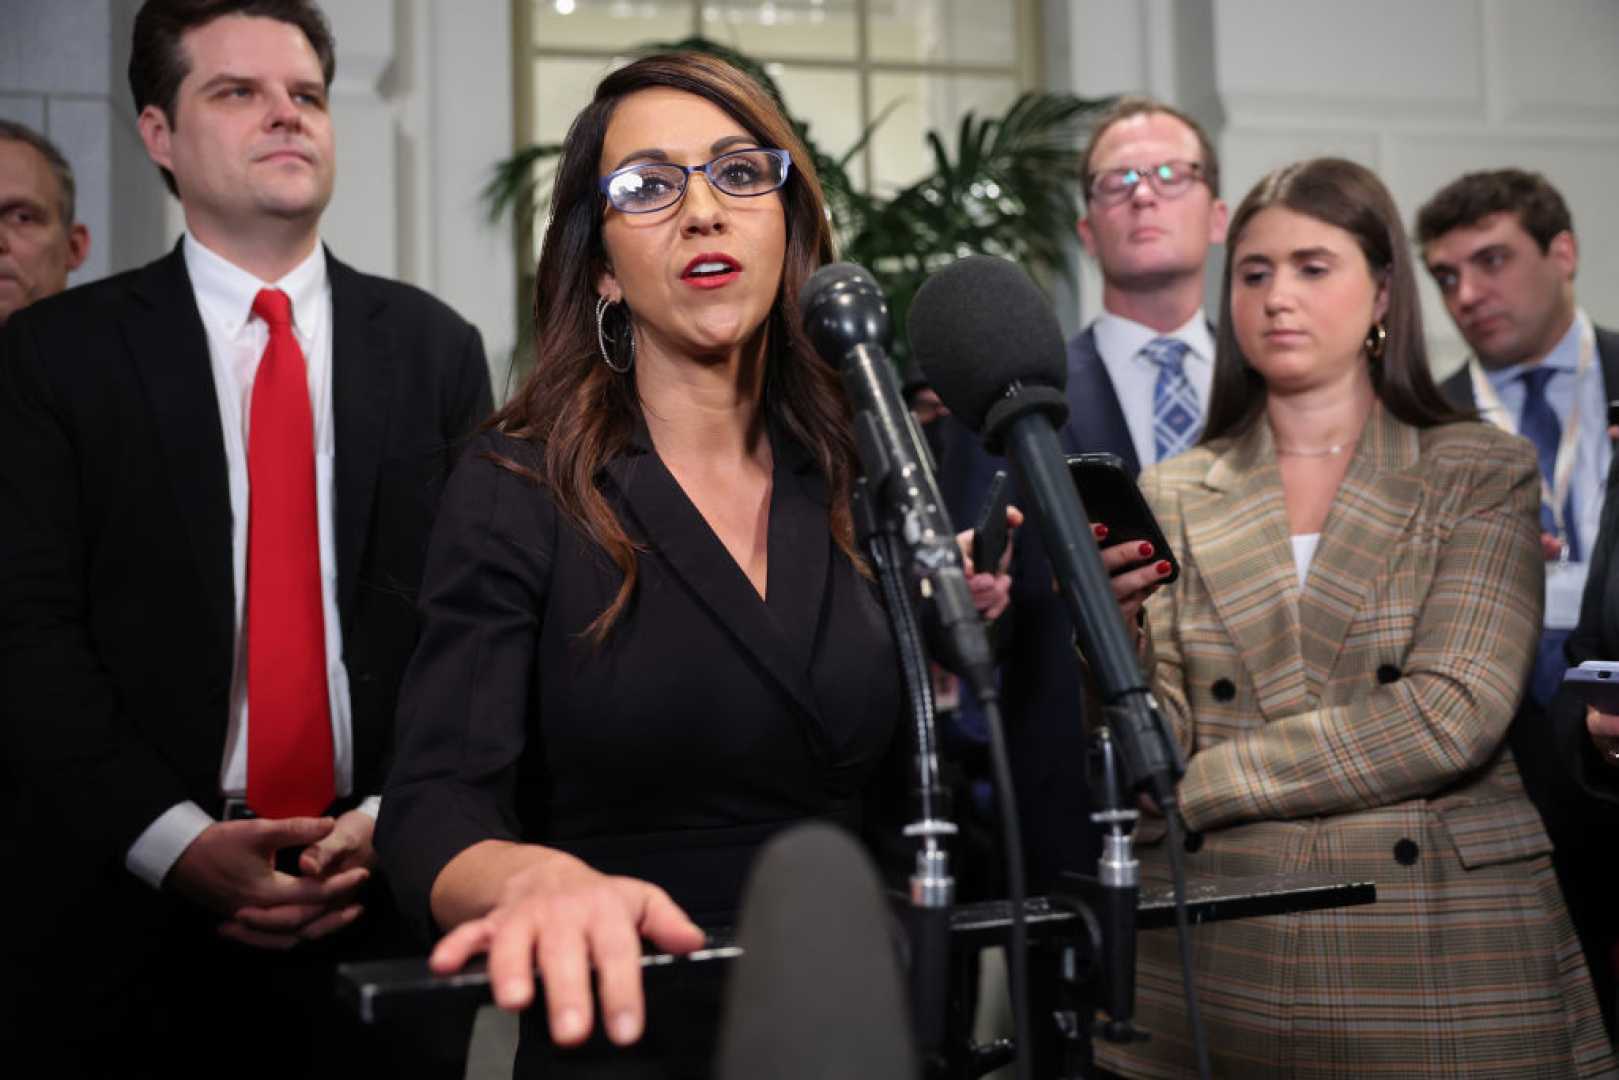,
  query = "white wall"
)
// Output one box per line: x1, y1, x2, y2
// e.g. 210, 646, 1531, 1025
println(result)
1060, 0, 1619, 376
0, 0, 167, 286
0, 0, 516, 392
